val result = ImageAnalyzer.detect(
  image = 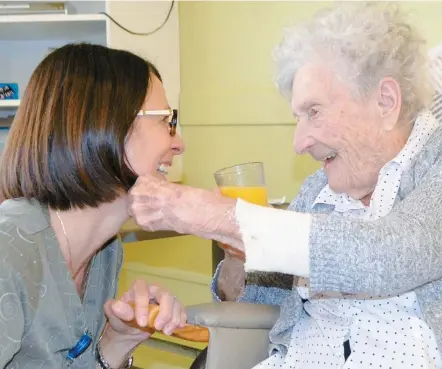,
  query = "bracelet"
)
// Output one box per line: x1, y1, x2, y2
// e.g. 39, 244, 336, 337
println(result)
95, 337, 134, 369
